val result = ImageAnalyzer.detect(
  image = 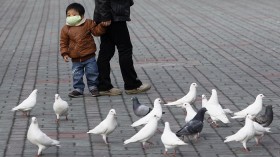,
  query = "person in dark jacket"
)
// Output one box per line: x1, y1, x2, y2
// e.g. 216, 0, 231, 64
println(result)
94, 0, 151, 96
